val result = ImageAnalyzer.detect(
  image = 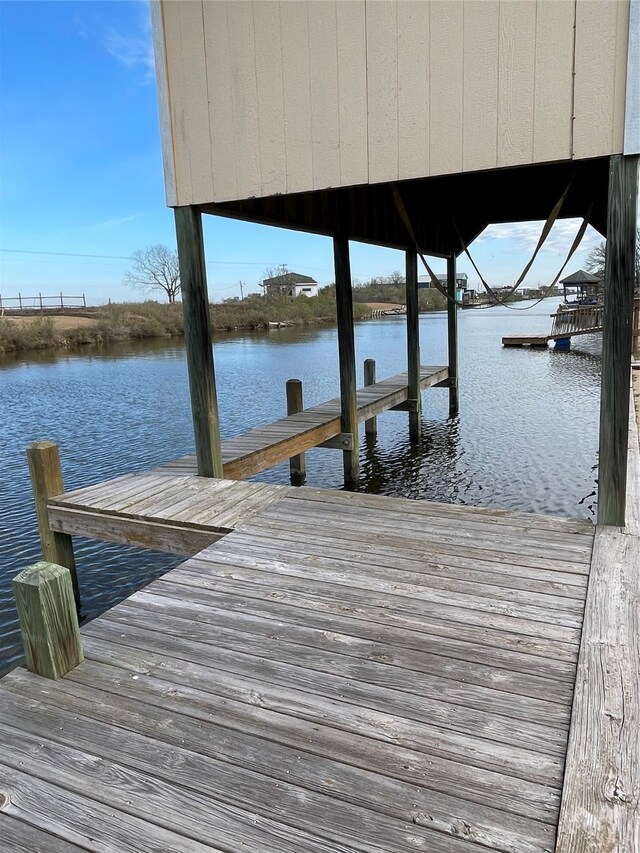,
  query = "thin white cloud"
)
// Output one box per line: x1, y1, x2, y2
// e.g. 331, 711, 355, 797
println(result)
105, 27, 155, 82
90, 214, 139, 230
